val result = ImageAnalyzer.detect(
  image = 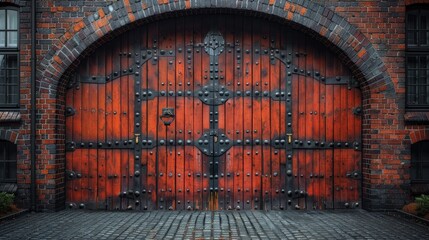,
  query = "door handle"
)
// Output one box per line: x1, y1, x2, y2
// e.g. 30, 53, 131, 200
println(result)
287, 133, 292, 144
